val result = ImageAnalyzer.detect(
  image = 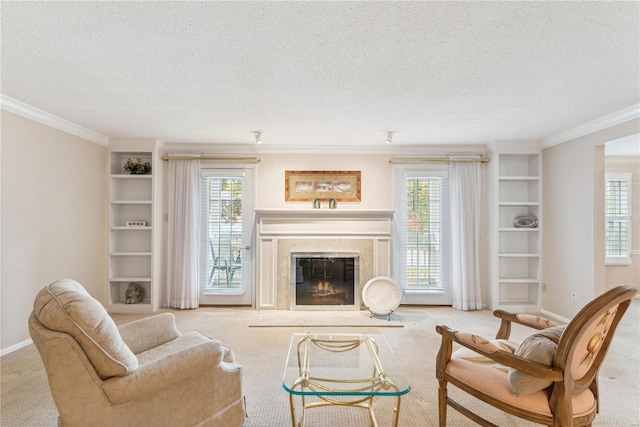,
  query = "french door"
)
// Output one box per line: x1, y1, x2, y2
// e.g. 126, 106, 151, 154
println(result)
200, 168, 254, 305
393, 165, 452, 305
